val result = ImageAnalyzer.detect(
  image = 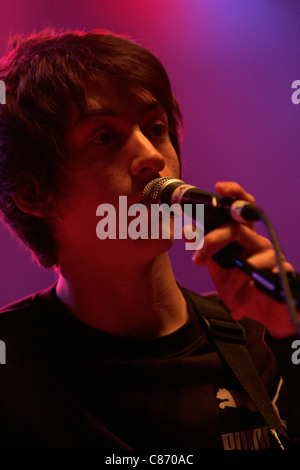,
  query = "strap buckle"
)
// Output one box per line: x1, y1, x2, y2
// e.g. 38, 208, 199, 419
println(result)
203, 316, 247, 344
